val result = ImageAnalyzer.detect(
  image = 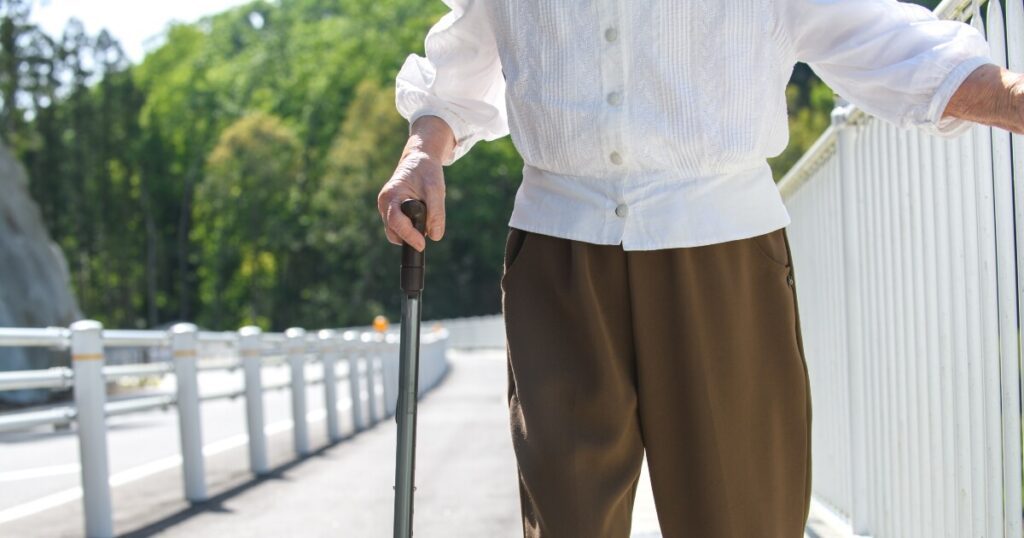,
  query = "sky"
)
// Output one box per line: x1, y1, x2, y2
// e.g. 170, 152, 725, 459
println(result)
30, 0, 255, 63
